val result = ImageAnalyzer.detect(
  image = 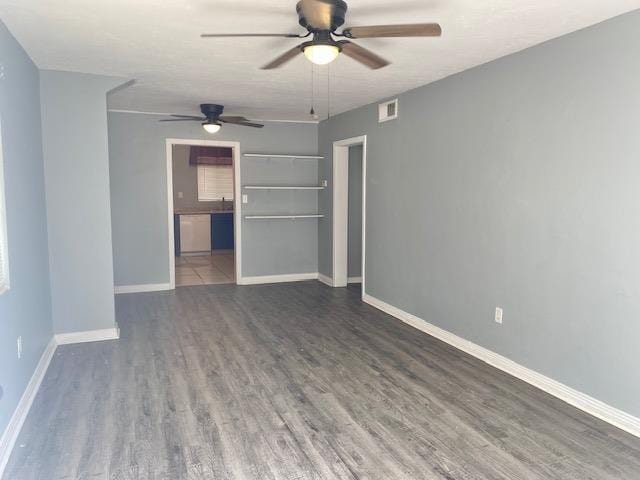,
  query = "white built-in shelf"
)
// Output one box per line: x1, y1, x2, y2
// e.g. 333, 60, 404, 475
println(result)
243, 185, 325, 191
243, 153, 324, 160
245, 214, 325, 220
